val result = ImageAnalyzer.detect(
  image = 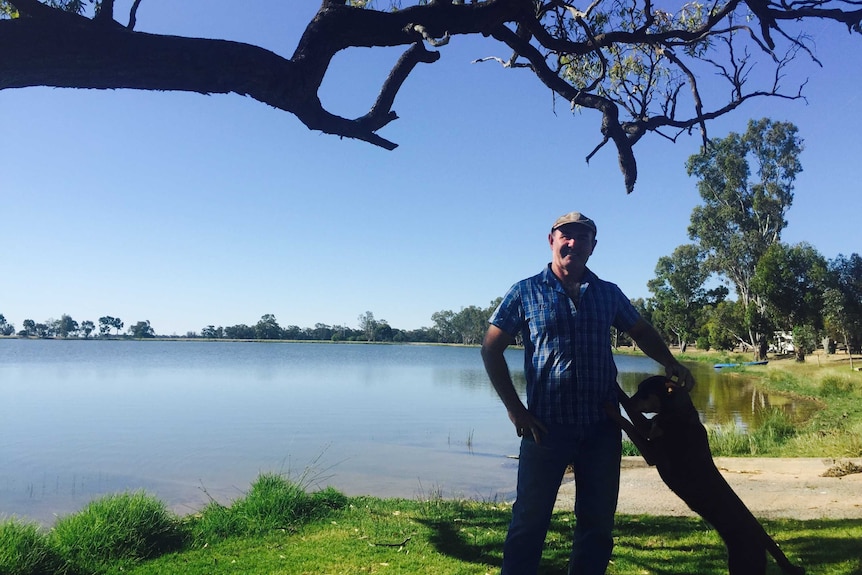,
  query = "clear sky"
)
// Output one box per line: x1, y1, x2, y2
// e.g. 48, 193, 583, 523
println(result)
2, 2, 860, 336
